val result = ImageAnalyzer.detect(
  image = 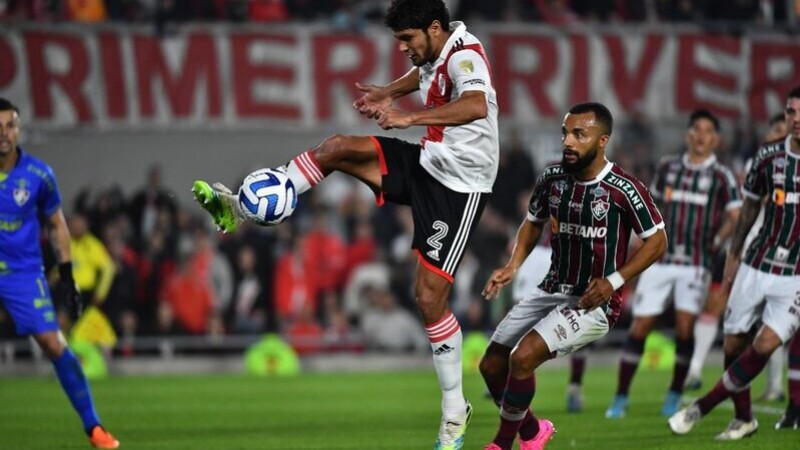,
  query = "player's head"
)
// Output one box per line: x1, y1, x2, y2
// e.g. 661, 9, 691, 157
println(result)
385, 0, 450, 67
785, 85, 800, 141
0, 98, 20, 158
561, 102, 613, 174
685, 109, 719, 158
764, 112, 787, 142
